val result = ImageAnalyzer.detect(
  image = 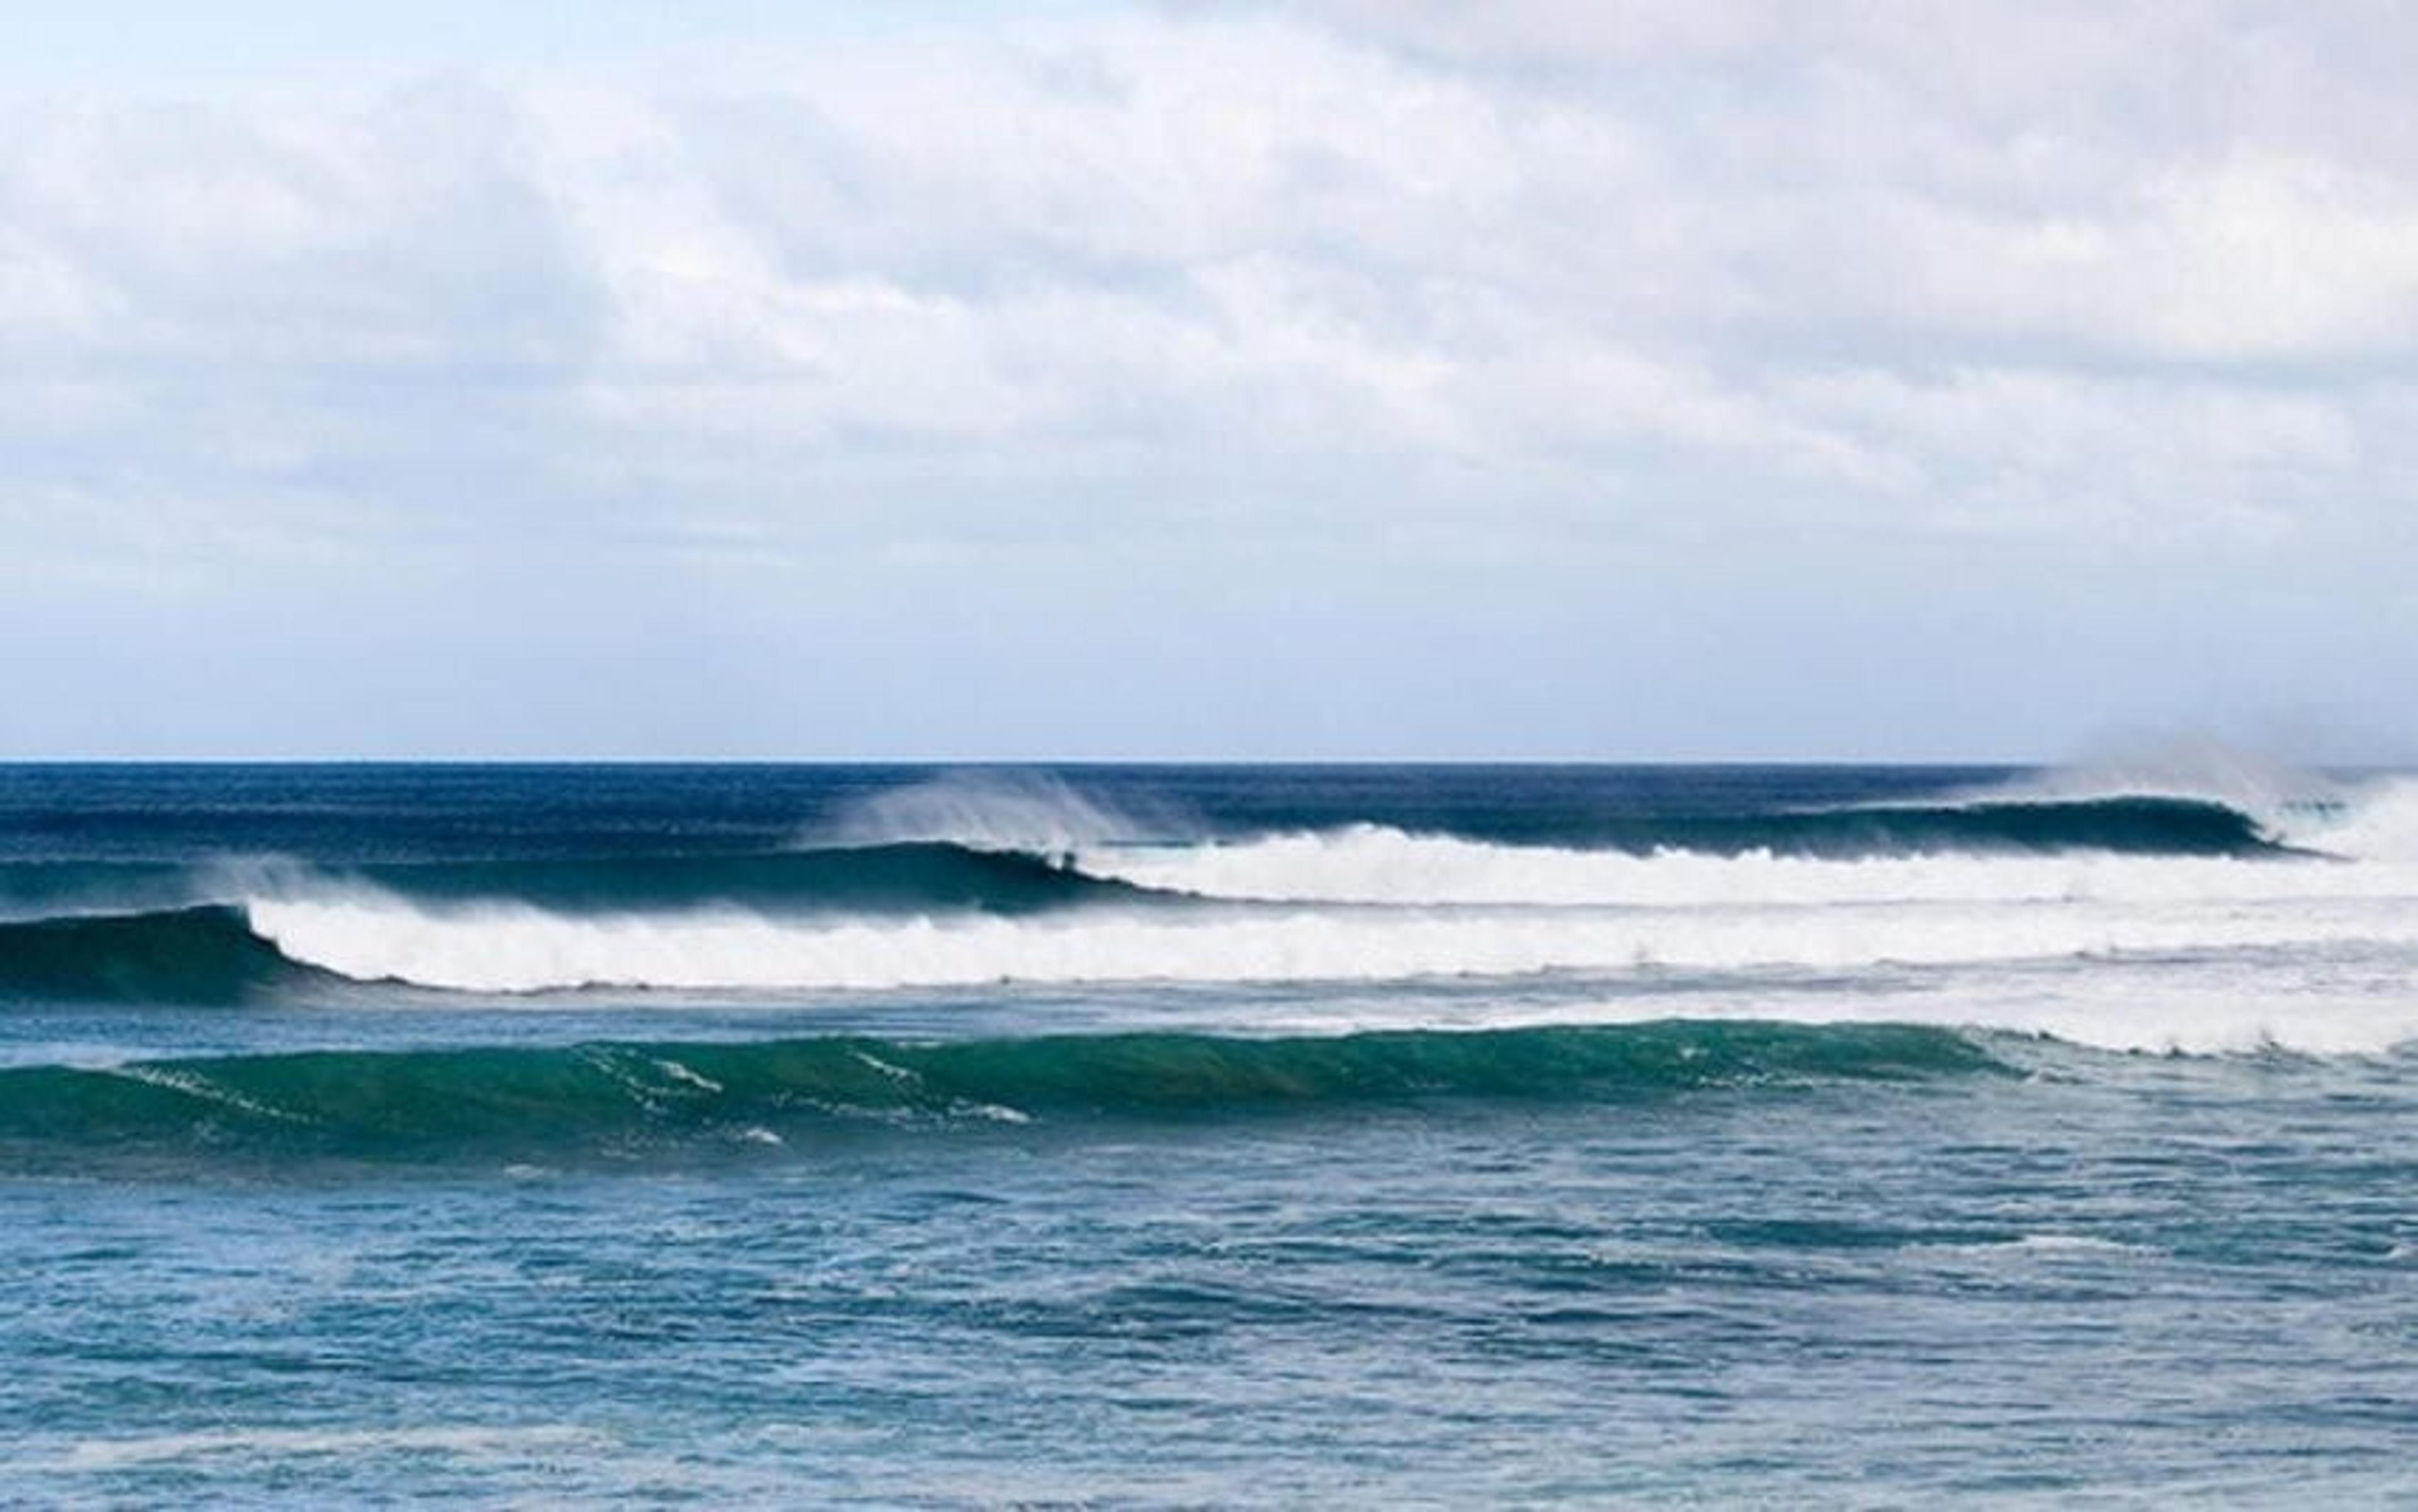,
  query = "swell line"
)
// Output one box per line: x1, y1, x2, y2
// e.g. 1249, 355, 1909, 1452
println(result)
0, 1021, 2014, 1165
